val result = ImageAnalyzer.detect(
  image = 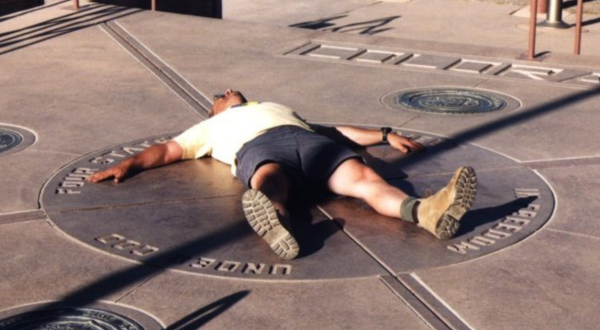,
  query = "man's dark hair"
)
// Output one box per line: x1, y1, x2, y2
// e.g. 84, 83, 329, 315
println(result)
236, 91, 248, 104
